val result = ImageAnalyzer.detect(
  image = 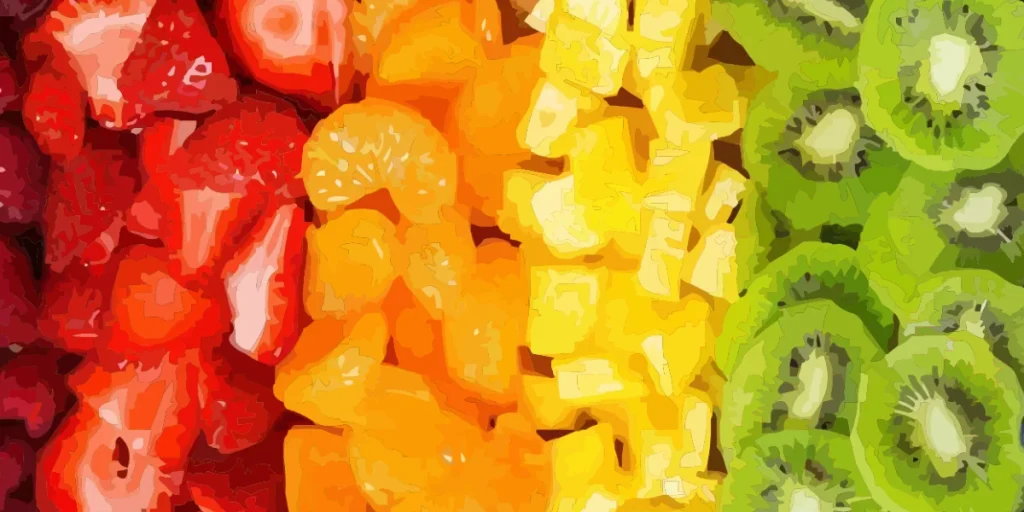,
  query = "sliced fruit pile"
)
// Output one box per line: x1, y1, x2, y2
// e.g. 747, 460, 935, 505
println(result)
715, 0, 1024, 509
